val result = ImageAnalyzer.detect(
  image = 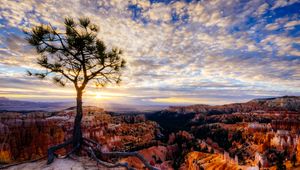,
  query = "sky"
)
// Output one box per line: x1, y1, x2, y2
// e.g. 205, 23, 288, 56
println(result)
0, 0, 300, 106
